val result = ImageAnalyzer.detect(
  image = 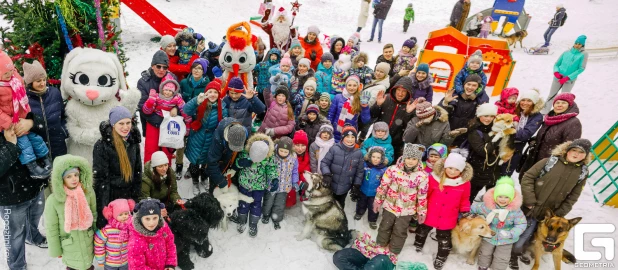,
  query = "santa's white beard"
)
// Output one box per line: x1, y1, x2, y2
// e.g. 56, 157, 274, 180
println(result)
272, 20, 291, 48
